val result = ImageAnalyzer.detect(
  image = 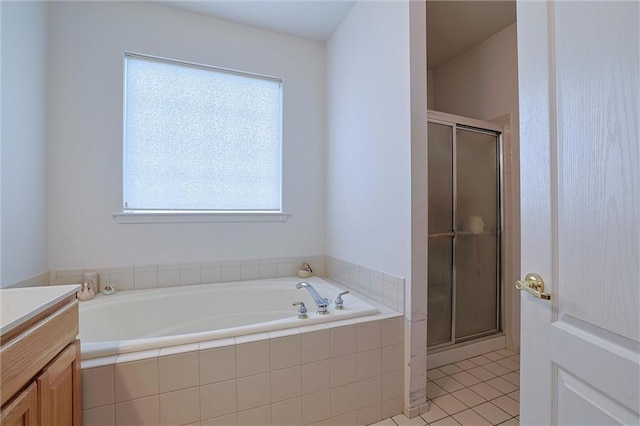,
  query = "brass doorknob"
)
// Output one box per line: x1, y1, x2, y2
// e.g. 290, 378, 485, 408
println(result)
516, 273, 551, 300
